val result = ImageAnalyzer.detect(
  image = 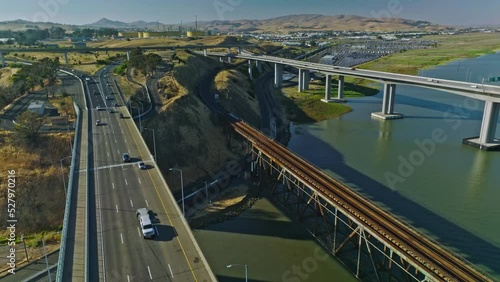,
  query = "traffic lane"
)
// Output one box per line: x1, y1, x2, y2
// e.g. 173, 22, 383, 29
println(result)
123, 124, 210, 280
95, 110, 169, 281
120, 115, 210, 280
94, 117, 150, 281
